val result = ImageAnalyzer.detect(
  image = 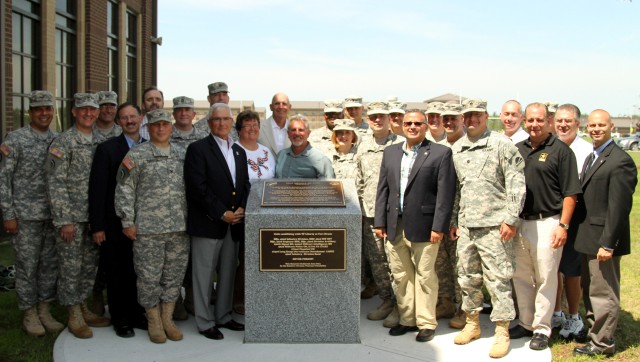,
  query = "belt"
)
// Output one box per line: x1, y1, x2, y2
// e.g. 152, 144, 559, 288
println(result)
521, 210, 559, 220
